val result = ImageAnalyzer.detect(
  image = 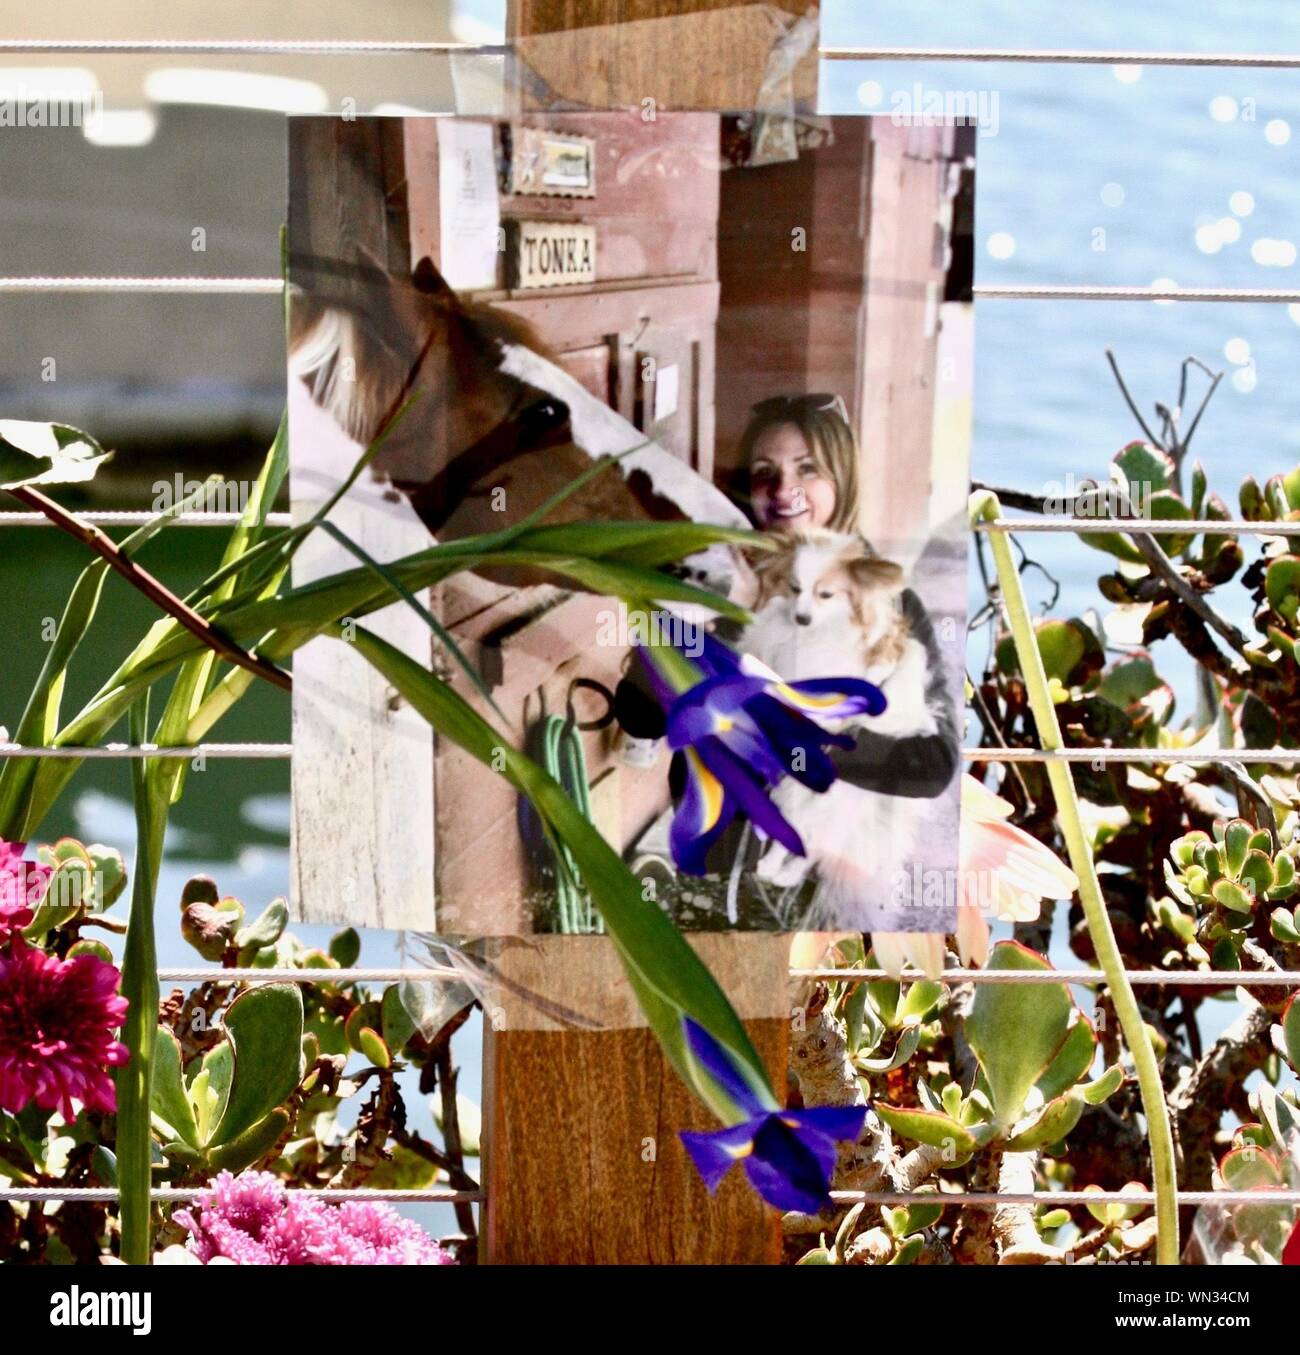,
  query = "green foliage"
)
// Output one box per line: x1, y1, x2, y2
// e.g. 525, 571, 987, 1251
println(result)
1281, 994, 1300, 1073
1161, 820, 1298, 967
860, 940, 1124, 1174
965, 942, 1075, 1127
